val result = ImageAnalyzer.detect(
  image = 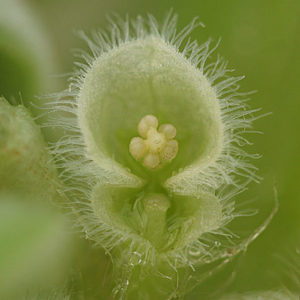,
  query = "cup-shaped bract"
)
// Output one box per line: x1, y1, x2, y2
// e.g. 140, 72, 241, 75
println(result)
49, 13, 261, 297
